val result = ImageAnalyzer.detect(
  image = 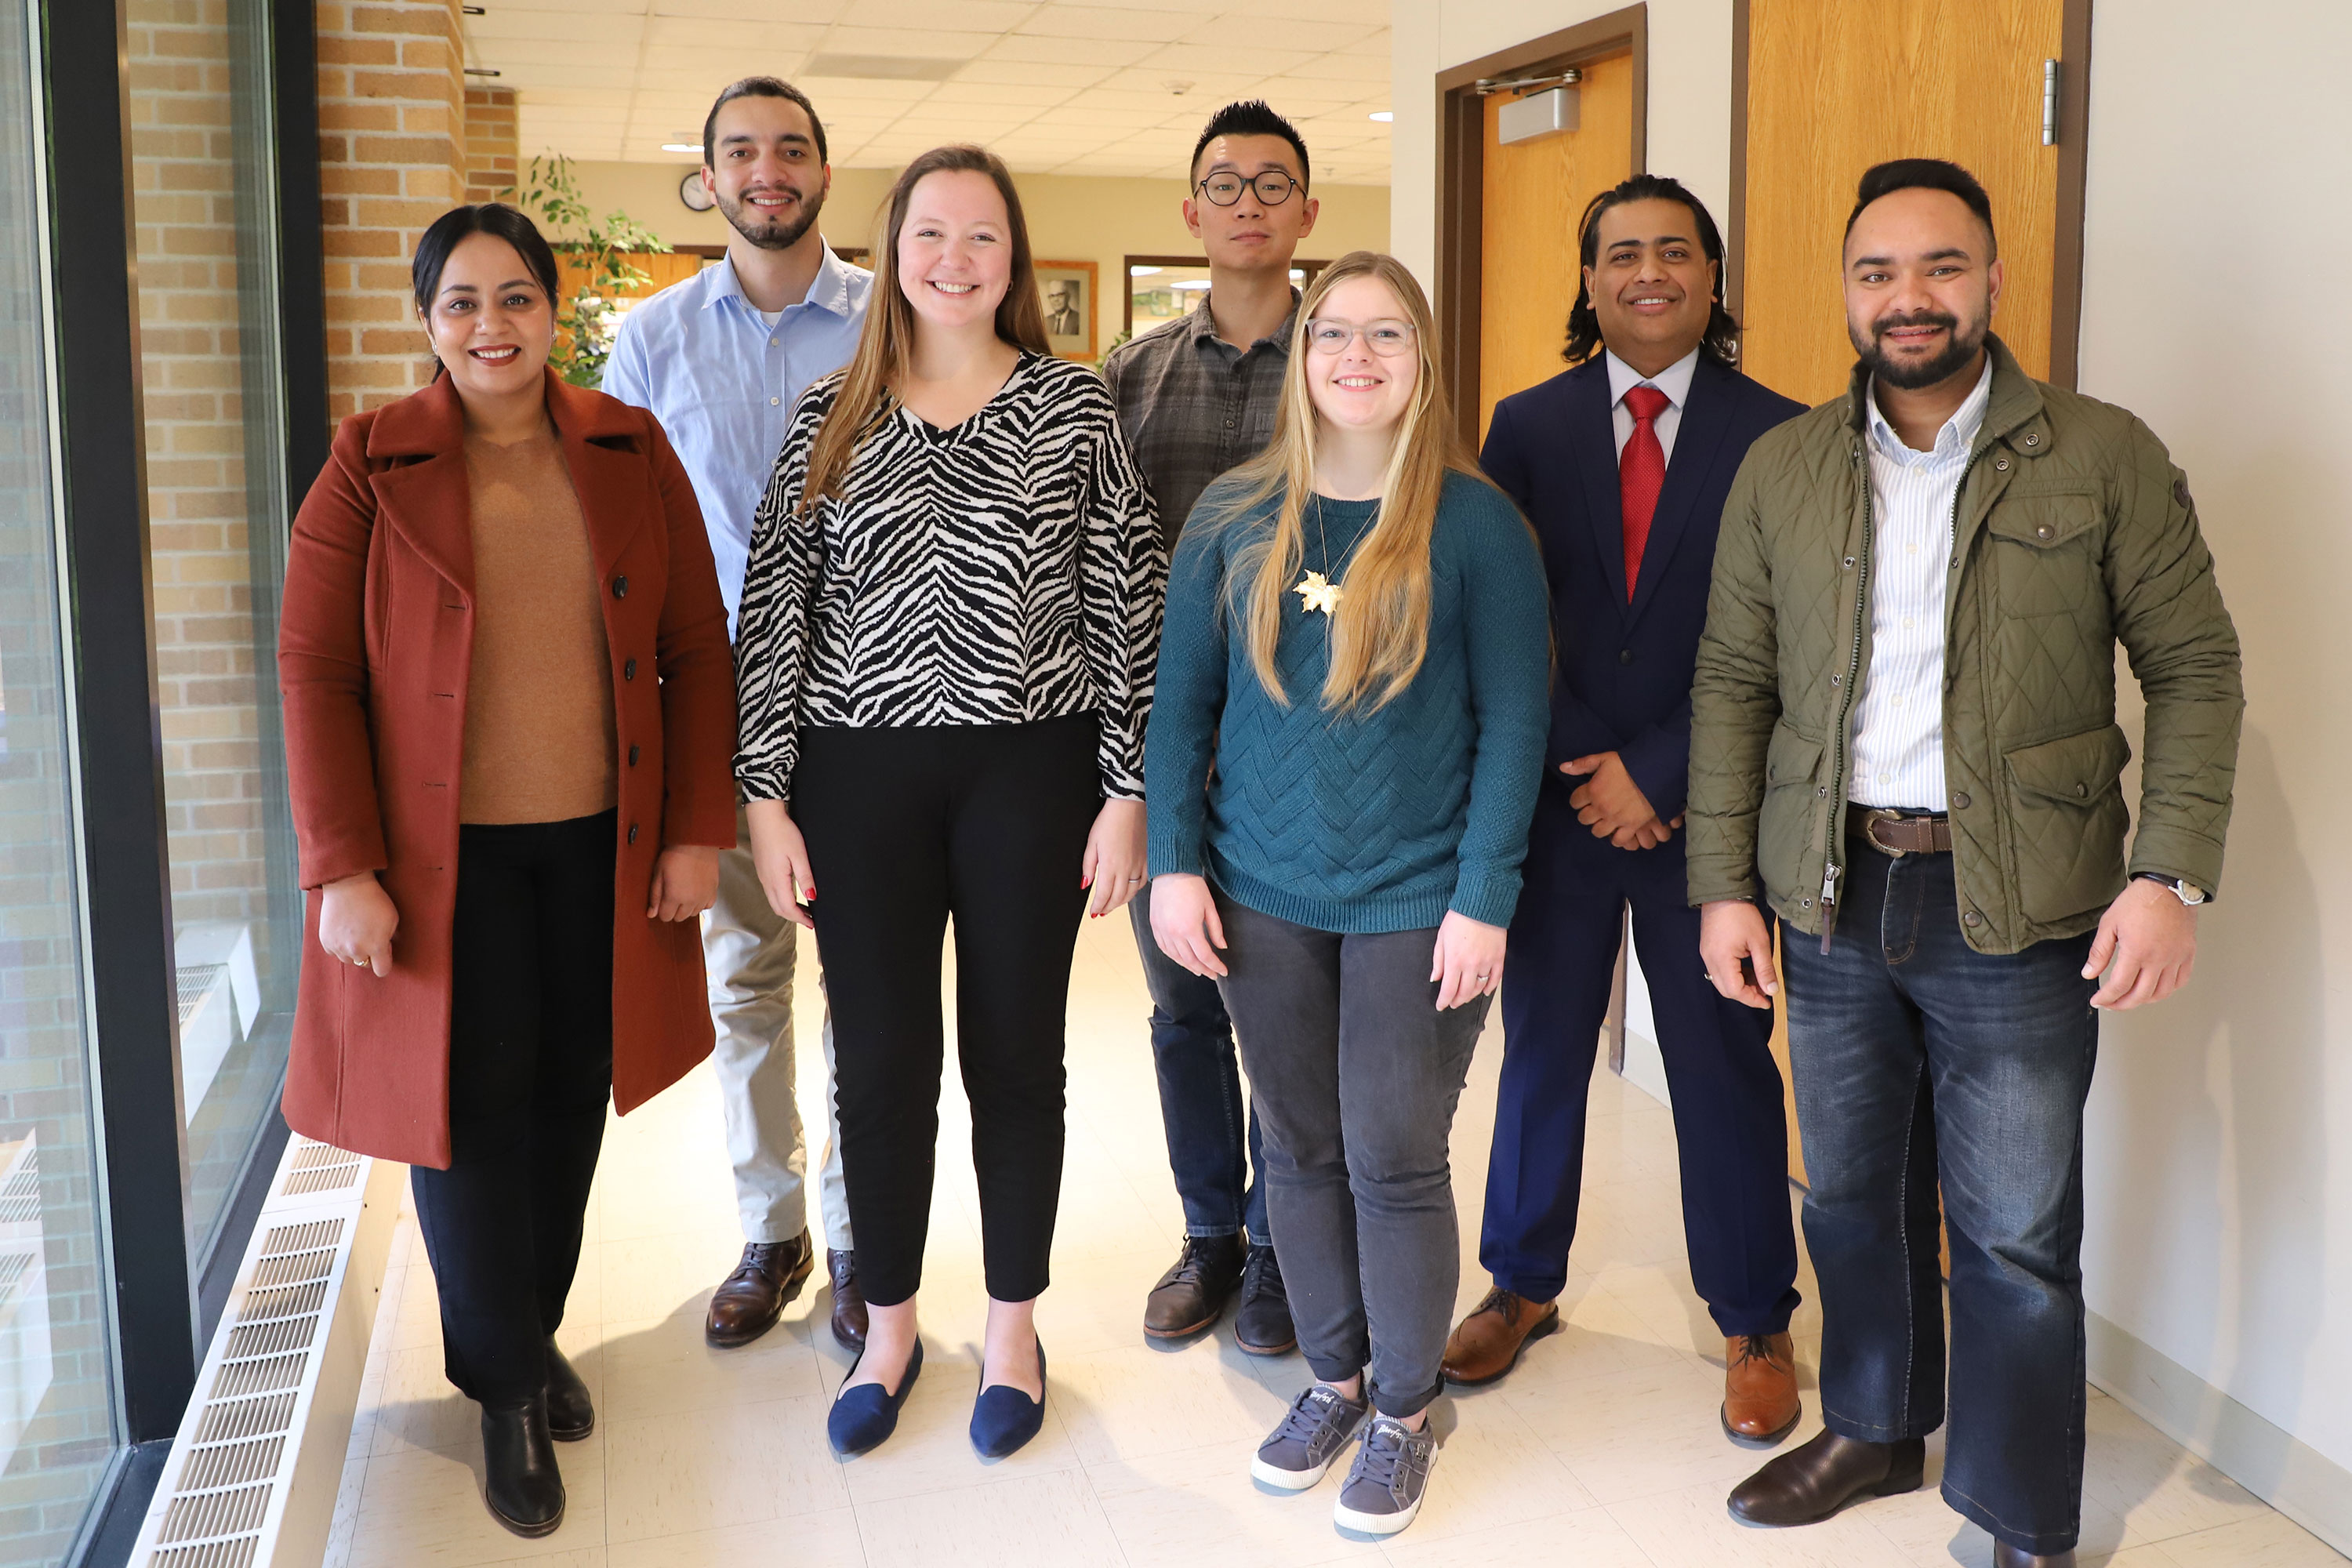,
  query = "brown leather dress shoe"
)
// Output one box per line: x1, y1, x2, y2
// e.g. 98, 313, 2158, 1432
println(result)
1721, 1332, 1802, 1445
704, 1232, 815, 1348
826, 1248, 866, 1353
1440, 1287, 1560, 1385
1992, 1544, 2074, 1567
1726, 1429, 1925, 1526
1143, 1234, 1244, 1339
